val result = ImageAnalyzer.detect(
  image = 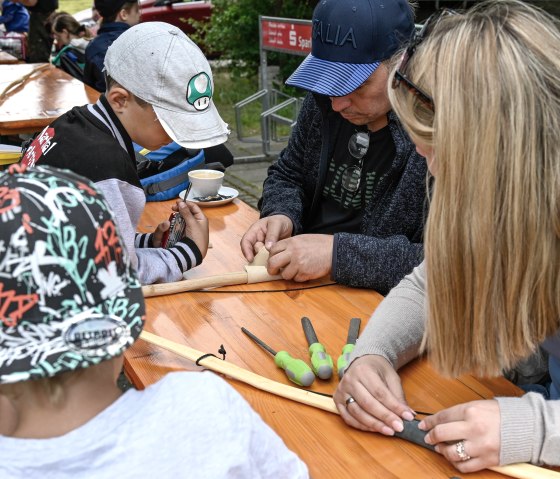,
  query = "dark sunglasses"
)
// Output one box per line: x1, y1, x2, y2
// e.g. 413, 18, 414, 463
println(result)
392, 9, 457, 112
